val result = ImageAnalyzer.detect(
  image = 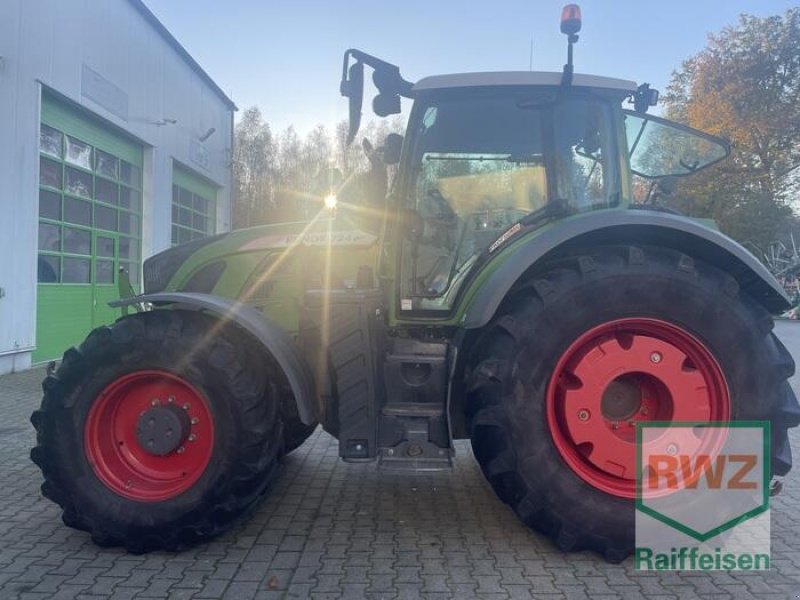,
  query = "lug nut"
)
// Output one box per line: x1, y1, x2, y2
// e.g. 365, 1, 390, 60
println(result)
577, 409, 590, 421
188, 434, 197, 442
151, 398, 159, 406
168, 396, 175, 403
182, 403, 191, 411
191, 417, 199, 425
650, 352, 662, 364
640, 407, 649, 416
176, 446, 185, 454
